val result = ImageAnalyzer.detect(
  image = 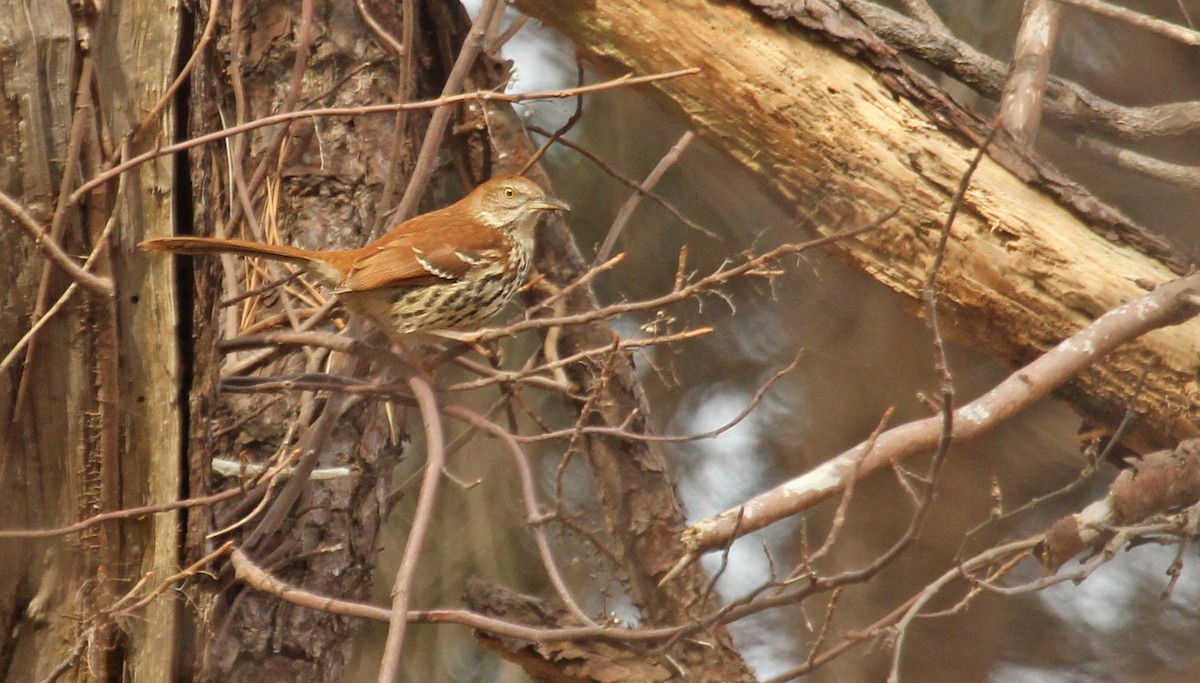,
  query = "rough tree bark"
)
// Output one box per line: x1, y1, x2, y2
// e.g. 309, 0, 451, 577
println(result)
178, 1, 752, 681
180, 1, 438, 679
1, 0, 756, 680
514, 0, 1200, 451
